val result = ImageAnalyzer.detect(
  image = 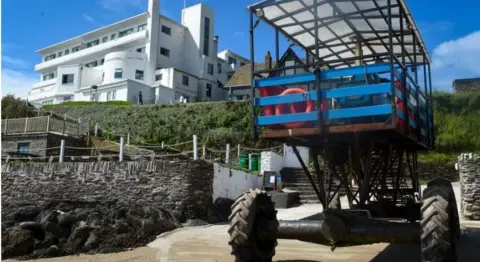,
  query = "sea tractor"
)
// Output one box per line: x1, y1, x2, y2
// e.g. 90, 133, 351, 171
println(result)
227, 0, 460, 261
